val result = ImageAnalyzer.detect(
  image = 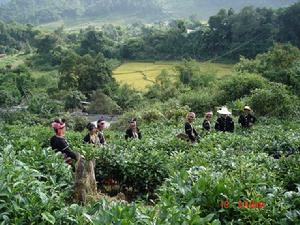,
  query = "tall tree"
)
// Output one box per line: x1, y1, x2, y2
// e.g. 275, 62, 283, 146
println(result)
33, 33, 59, 55
277, 2, 300, 48
79, 29, 106, 56
58, 52, 114, 97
